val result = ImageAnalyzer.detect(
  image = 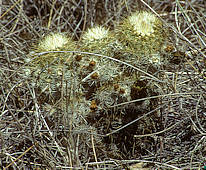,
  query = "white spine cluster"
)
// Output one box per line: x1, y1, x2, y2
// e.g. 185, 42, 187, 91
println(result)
82, 26, 109, 41
128, 11, 157, 36
38, 33, 69, 51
